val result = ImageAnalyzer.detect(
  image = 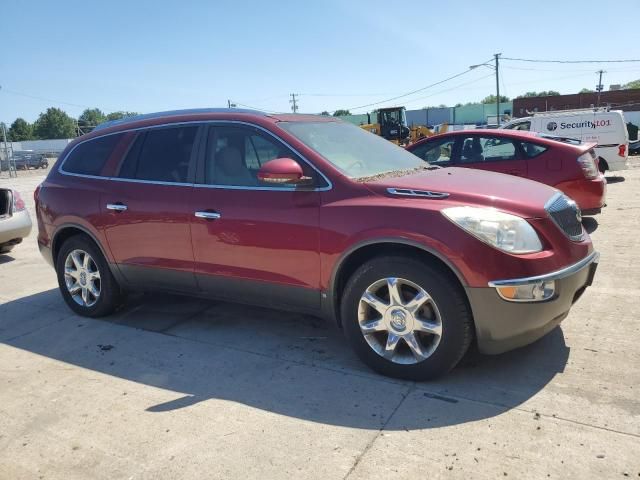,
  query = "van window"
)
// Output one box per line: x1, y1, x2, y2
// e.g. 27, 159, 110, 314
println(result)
537, 133, 582, 145
63, 134, 124, 176
118, 126, 198, 183
505, 121, 530, 131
